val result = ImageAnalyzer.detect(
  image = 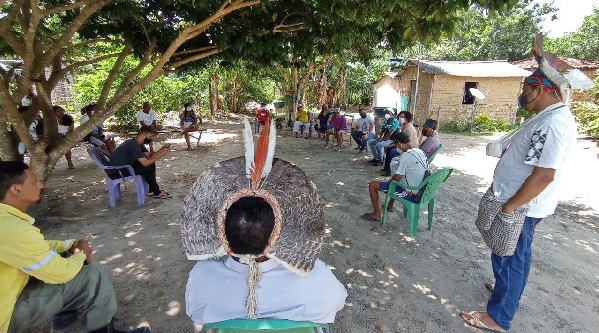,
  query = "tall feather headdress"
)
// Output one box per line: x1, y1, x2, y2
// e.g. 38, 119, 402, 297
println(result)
181, 117, 325, 319
531, 33, 595, 104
